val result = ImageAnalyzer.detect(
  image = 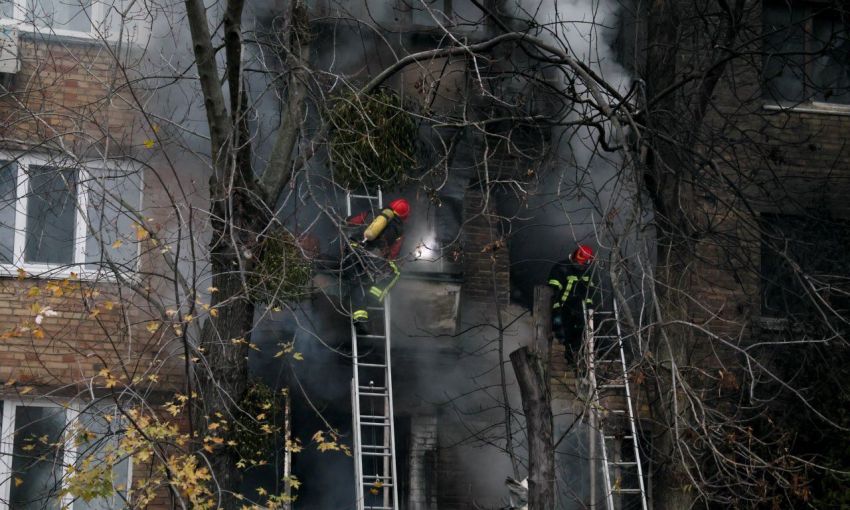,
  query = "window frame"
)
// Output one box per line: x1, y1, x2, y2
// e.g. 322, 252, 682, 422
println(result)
0, 0, 106, 40
0, 152, 144, 281
0, 399, 132, 510
762, 0, 850, 108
